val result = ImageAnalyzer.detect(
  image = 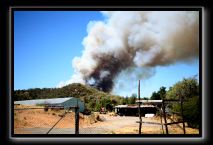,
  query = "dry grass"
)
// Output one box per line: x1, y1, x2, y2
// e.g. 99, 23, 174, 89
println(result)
14, 105, 100, 129
113, 120, 199, 134
114, 125, 198, 134
14, 105, 199, 134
